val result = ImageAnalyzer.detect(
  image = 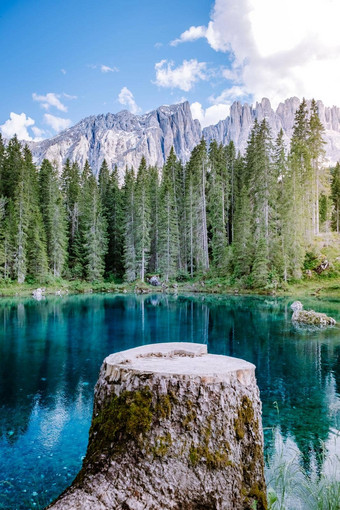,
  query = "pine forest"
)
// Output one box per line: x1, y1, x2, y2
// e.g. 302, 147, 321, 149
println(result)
0, 99, 339, 290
